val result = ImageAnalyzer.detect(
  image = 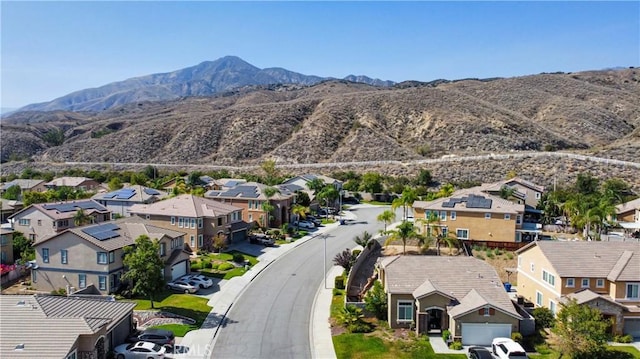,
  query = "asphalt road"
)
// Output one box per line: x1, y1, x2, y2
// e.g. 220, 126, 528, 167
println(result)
209, 206, 389, 359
